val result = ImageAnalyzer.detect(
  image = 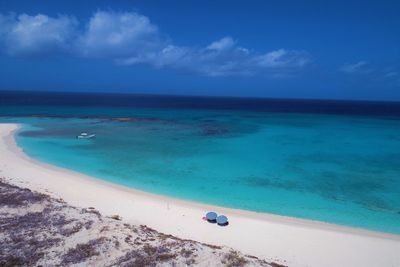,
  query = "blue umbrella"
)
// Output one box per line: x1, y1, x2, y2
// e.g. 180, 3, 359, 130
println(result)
206, 211, 217, 221
216, 215, 228, 225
